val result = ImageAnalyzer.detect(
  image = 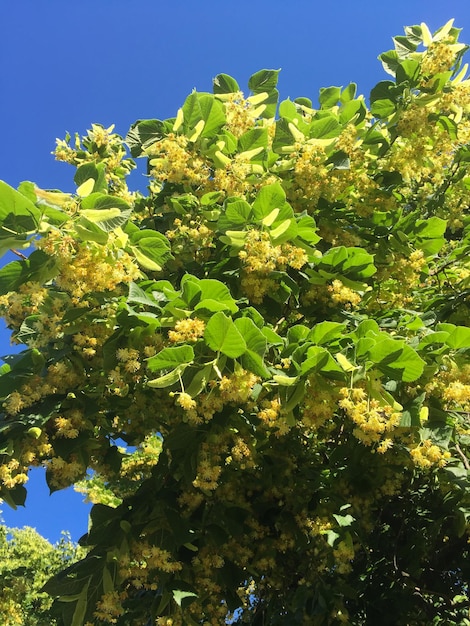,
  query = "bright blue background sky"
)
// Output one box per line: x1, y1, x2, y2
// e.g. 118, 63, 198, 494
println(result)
1, 0, 470, 543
